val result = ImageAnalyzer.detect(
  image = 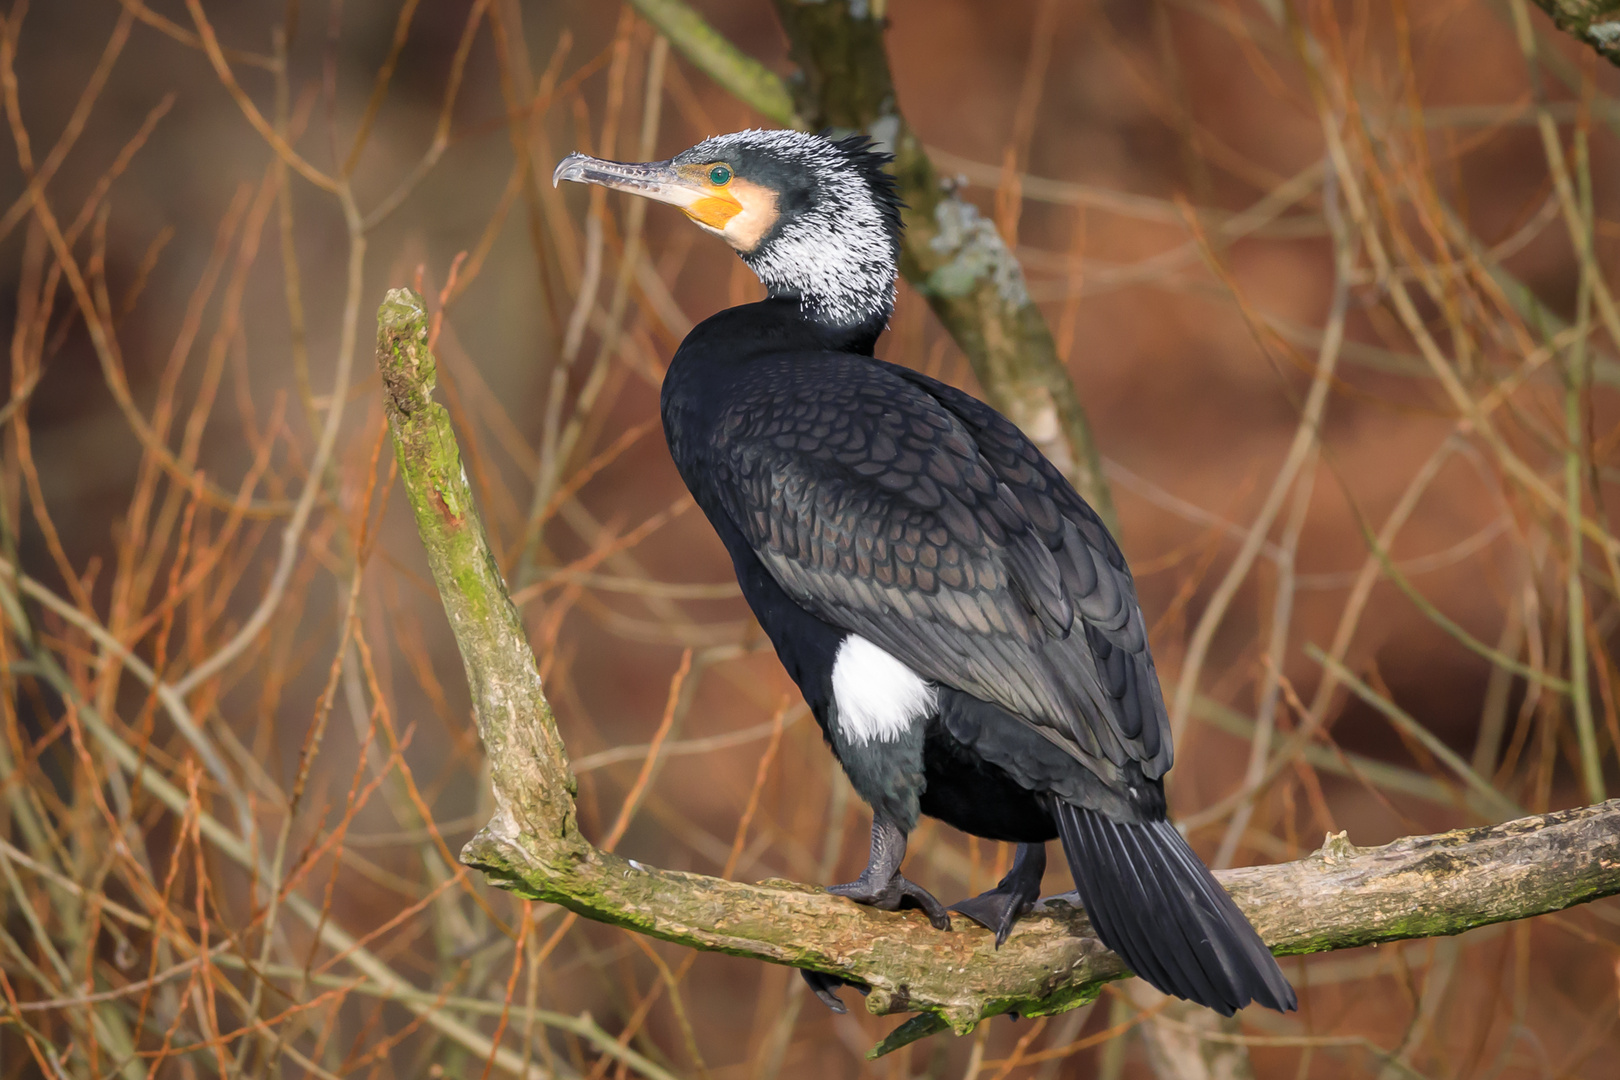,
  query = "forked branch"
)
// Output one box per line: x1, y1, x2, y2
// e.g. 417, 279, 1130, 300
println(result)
378, 287, 1620, 1056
